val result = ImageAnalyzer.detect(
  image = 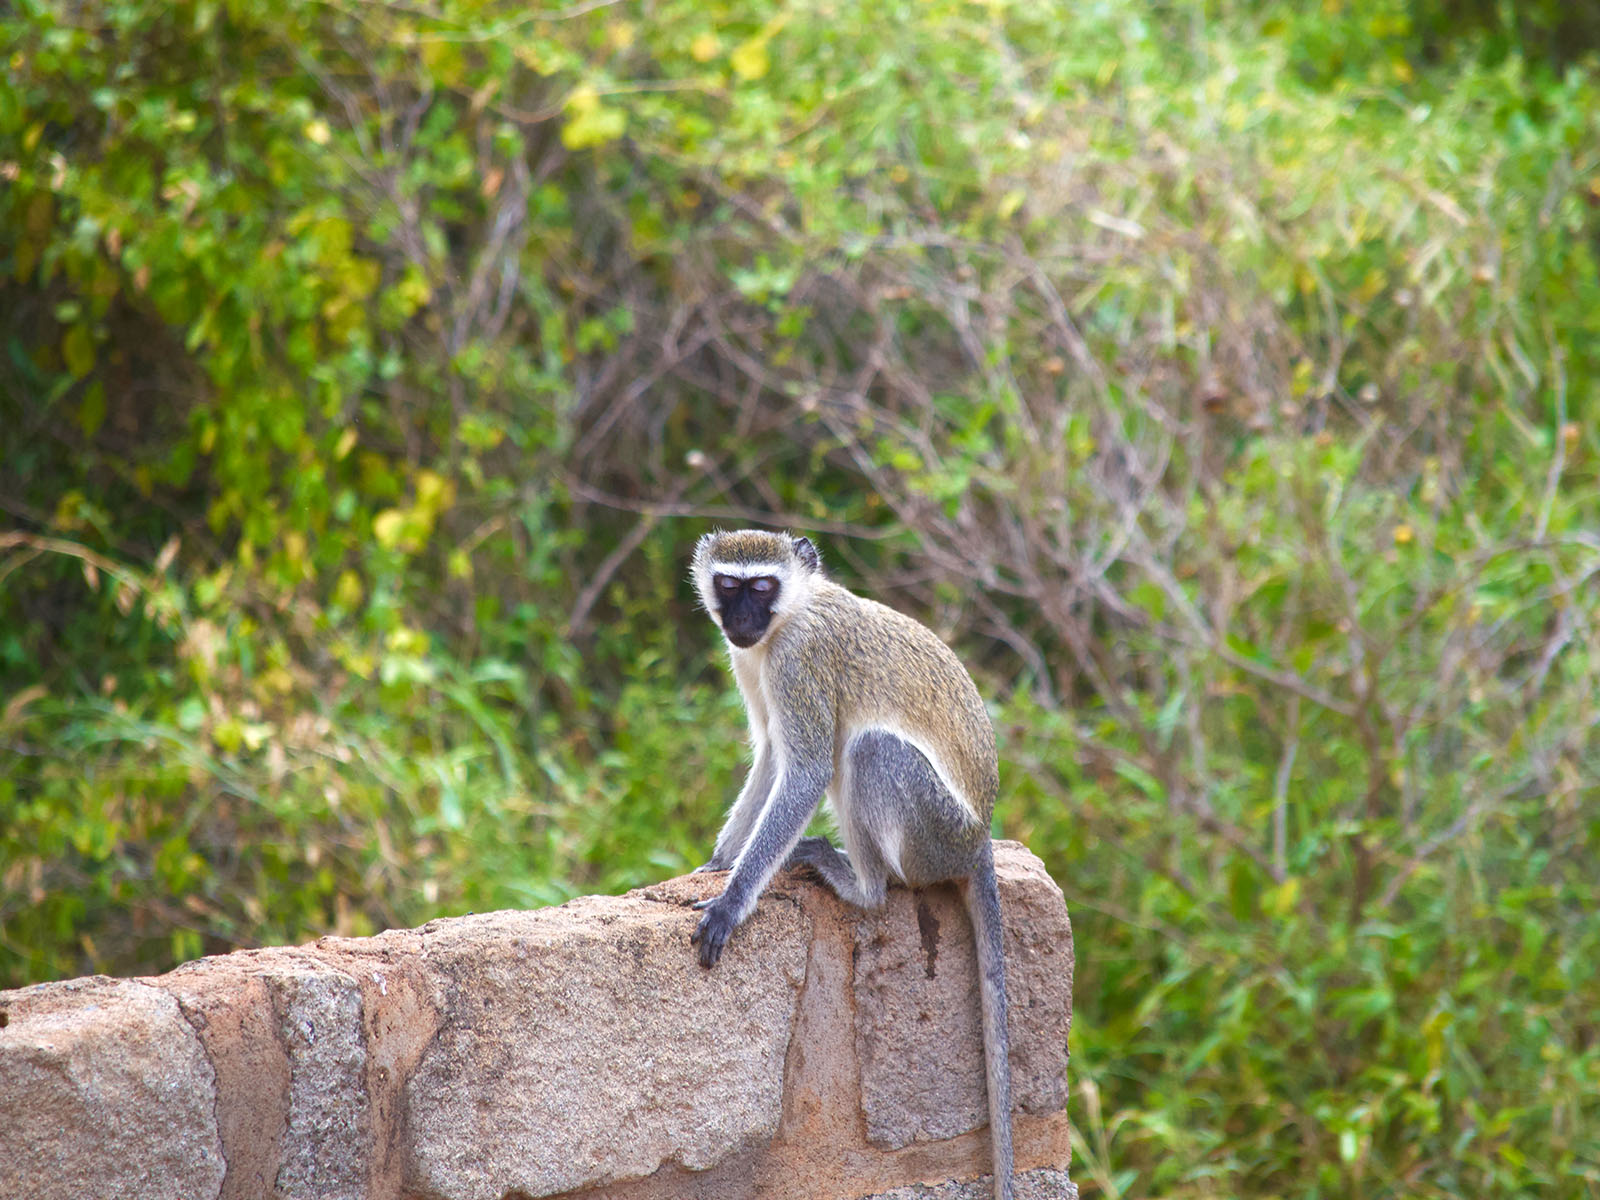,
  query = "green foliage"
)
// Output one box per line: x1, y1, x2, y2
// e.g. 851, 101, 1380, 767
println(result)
4, 0, 1600, 1196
